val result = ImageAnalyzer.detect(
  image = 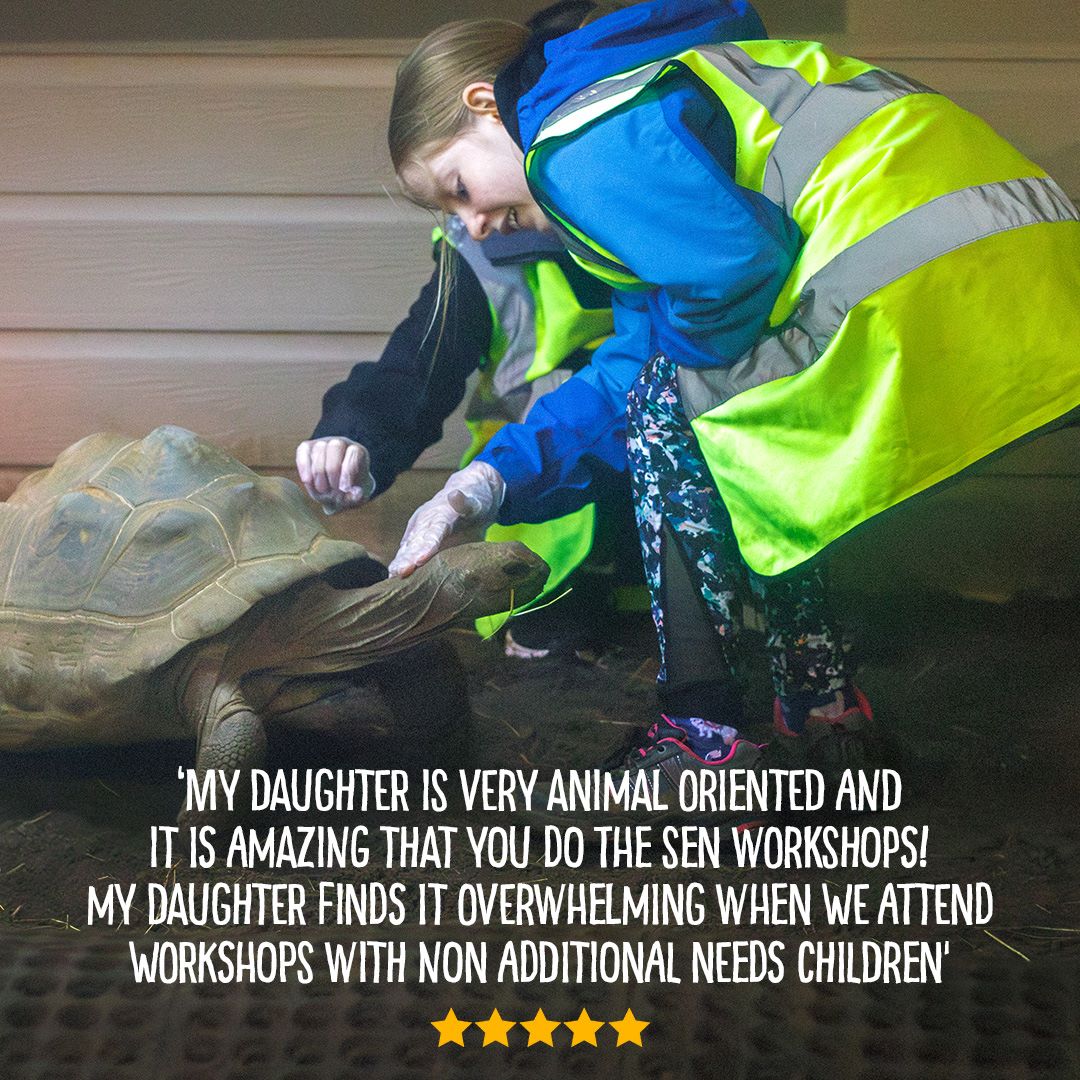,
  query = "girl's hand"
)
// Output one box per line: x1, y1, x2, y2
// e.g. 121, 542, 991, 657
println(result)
388, 461, 505, 577
296, 437, 376, 514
